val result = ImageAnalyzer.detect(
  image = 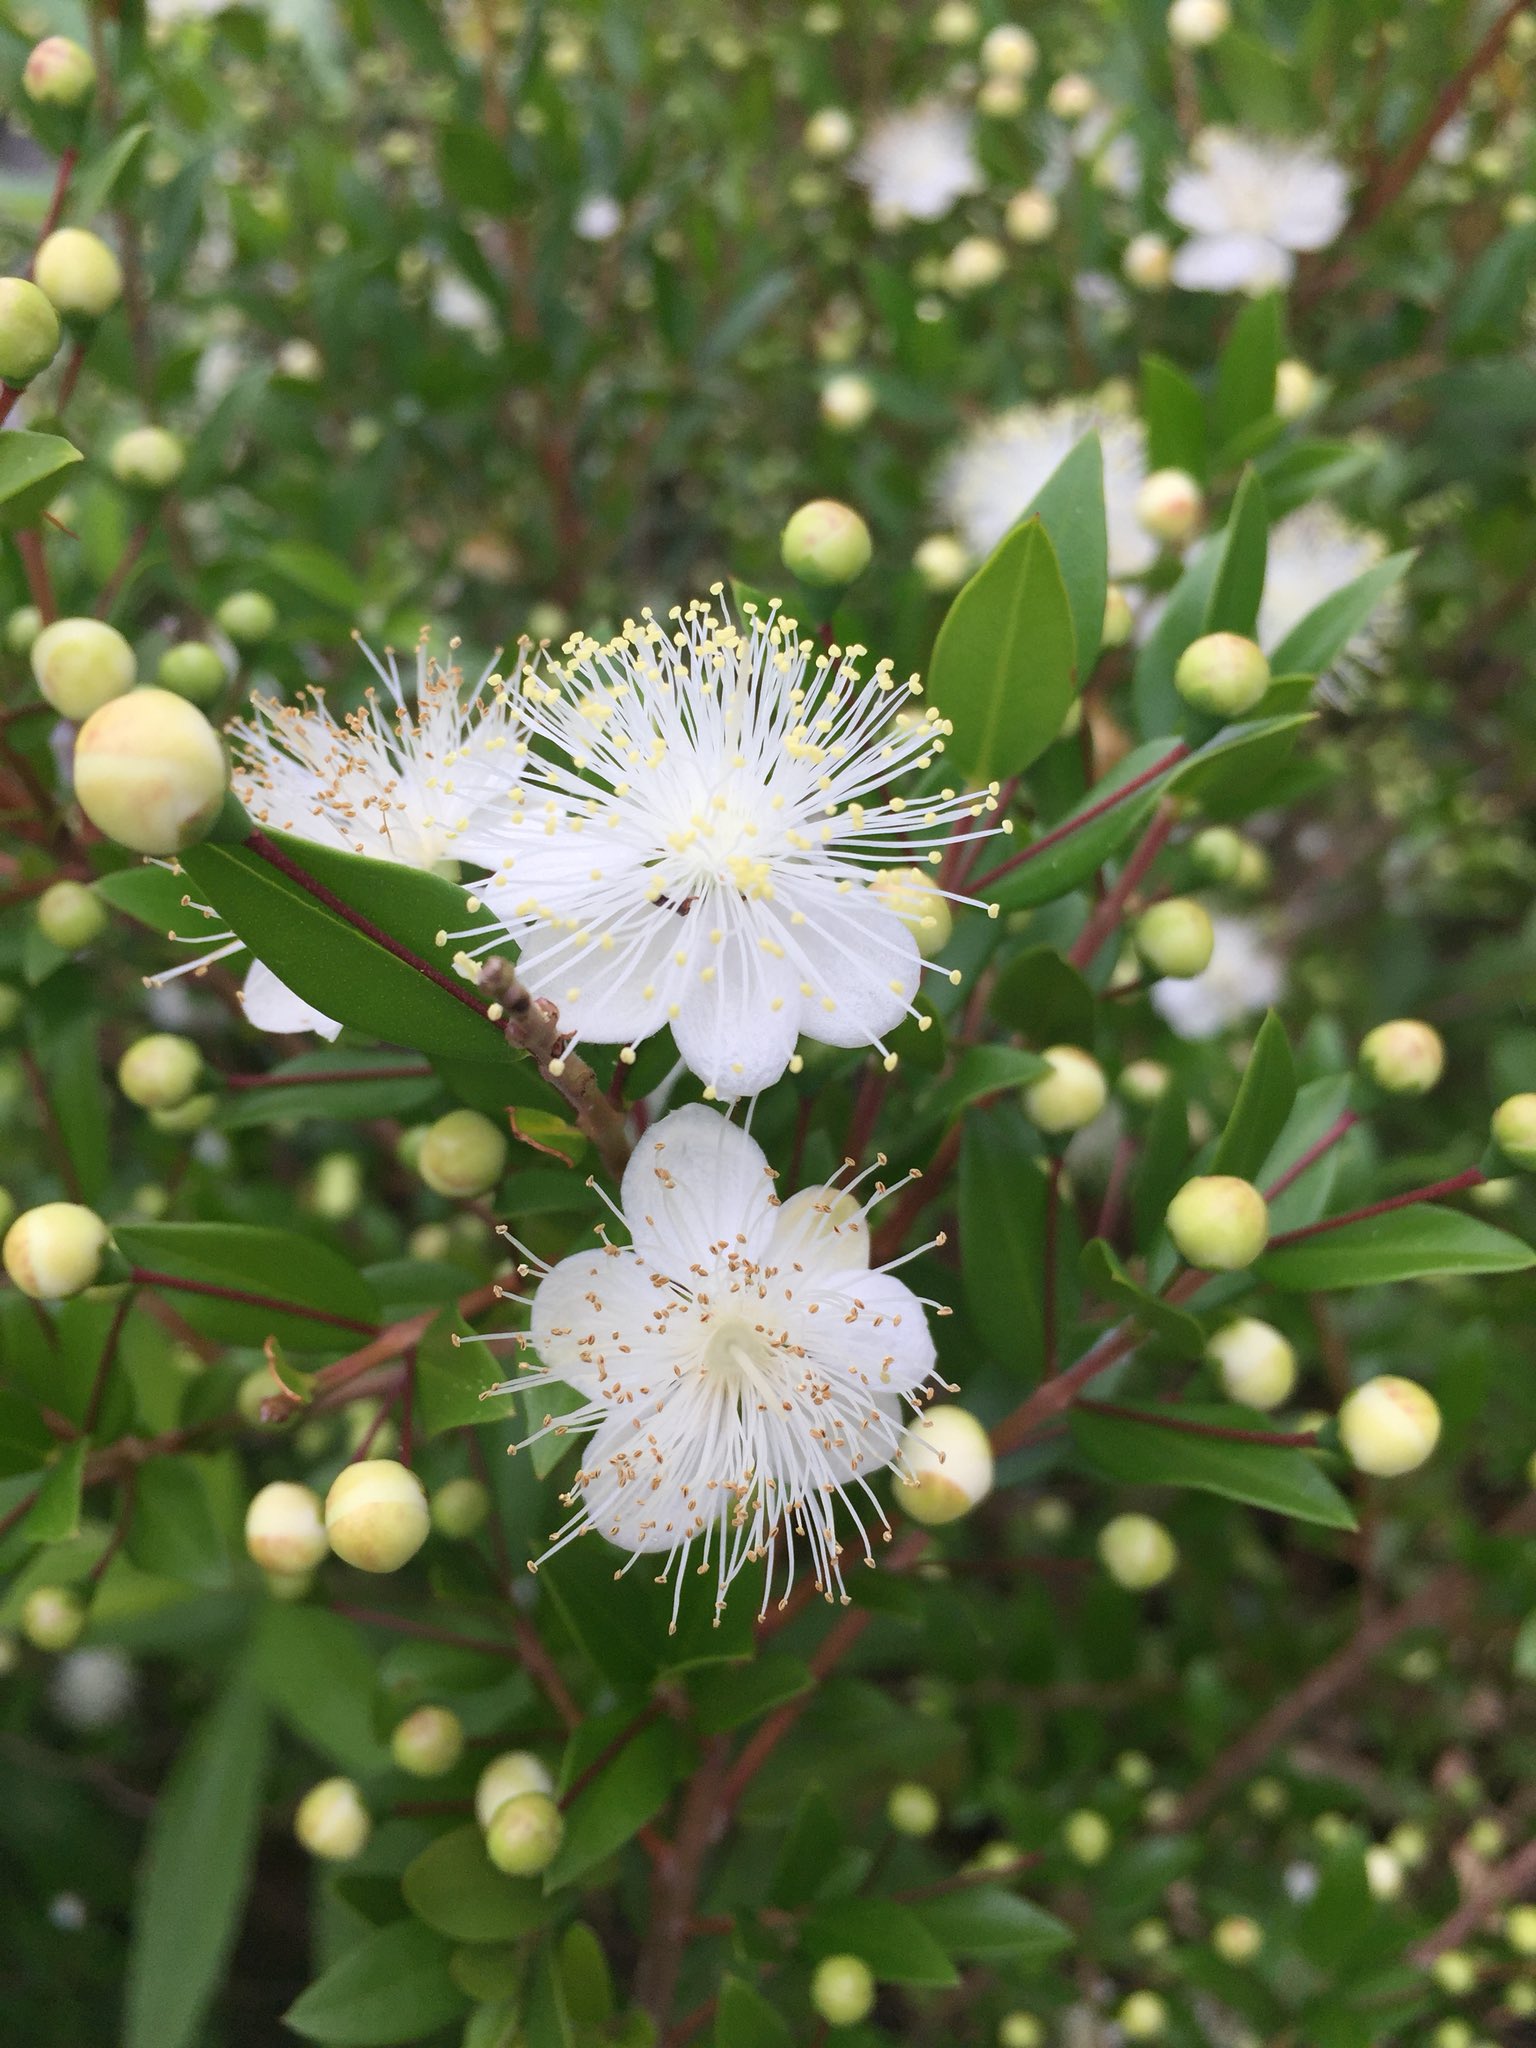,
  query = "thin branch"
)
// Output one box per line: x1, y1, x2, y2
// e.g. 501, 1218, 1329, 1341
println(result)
1075, 1398, 1320, 1450
127, 1266, 378, 1336
1265, 1111, 1359, 1202
1265, 1166, 1485, 1249
223, 1061, 432, 1092
969, 743, 1189, 895
1067, 800, 1179, 971
477, 956, 633, 1181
